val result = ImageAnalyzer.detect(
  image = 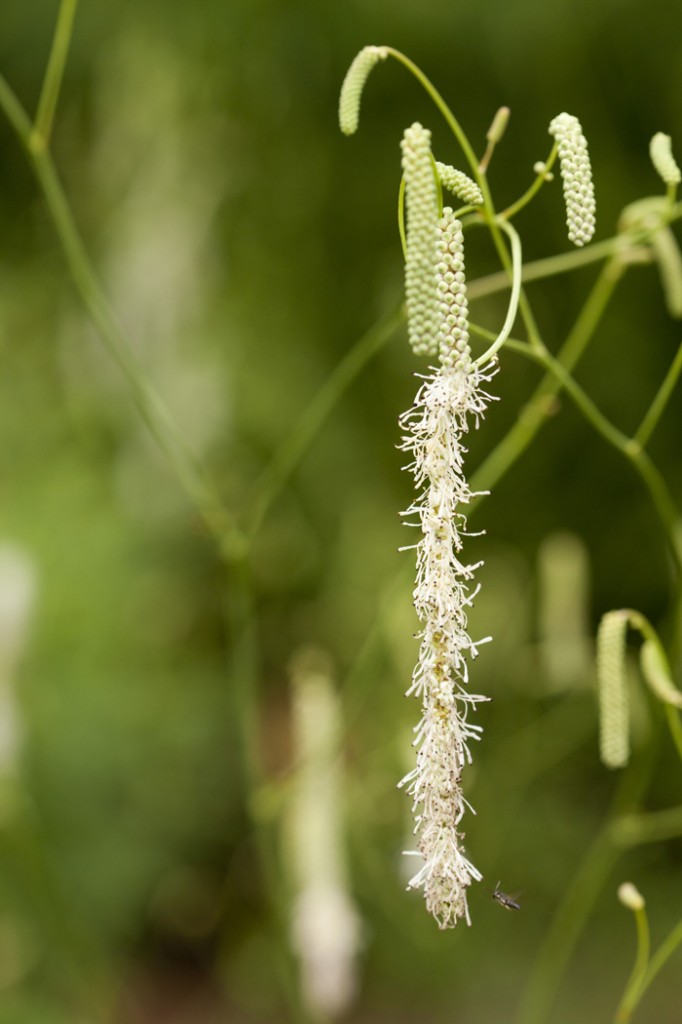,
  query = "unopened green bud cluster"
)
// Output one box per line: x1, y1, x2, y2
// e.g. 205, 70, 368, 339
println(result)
436, 208, 471, 370
435, 163, 483, 207
596, 611, 629, 769
549, 113, 596, 247
401, 123, 440, 356
650, 132, 681, 188
338, 46, 388, 136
